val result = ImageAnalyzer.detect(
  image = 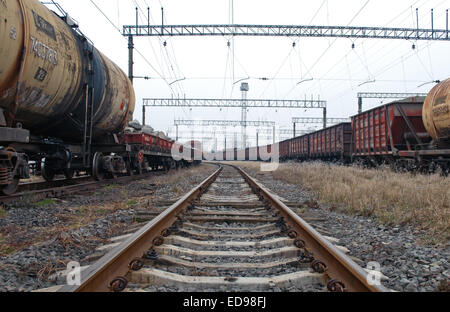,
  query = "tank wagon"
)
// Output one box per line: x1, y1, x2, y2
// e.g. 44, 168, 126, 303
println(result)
236, 80, 450, 174
0, 0, 197, 194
